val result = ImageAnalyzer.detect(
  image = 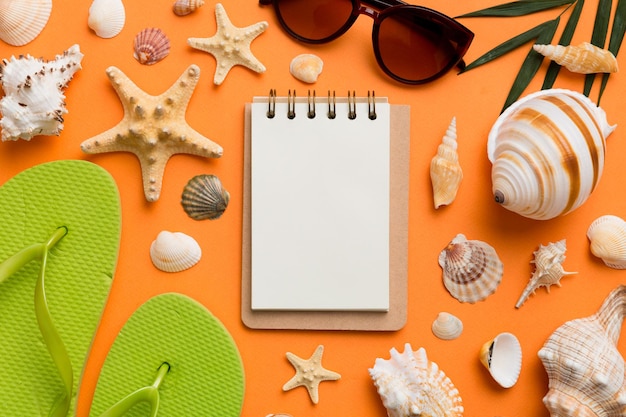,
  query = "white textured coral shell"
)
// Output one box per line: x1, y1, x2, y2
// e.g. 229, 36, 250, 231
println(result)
150, 231, 202, 272
430, 117, 462, 208
369, 343, 463, 417
587, 214, 626, 269
0, 0, 52, 46
488, 89, 616, 220
88, 0, 125, 38
289, 54, 323, 83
